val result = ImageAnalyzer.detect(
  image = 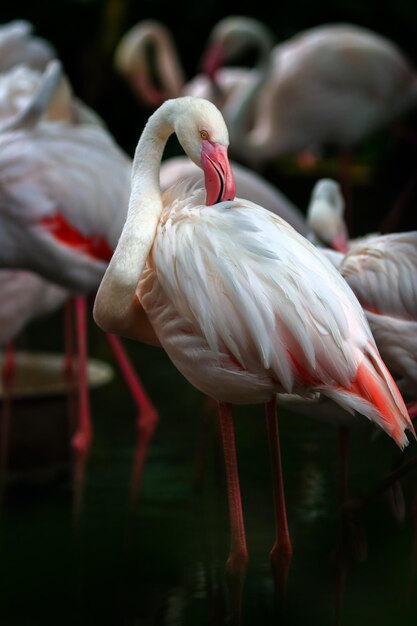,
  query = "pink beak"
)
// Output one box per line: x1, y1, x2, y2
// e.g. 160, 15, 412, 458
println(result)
331, 233, 349, 254
201, 140, 236, 206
